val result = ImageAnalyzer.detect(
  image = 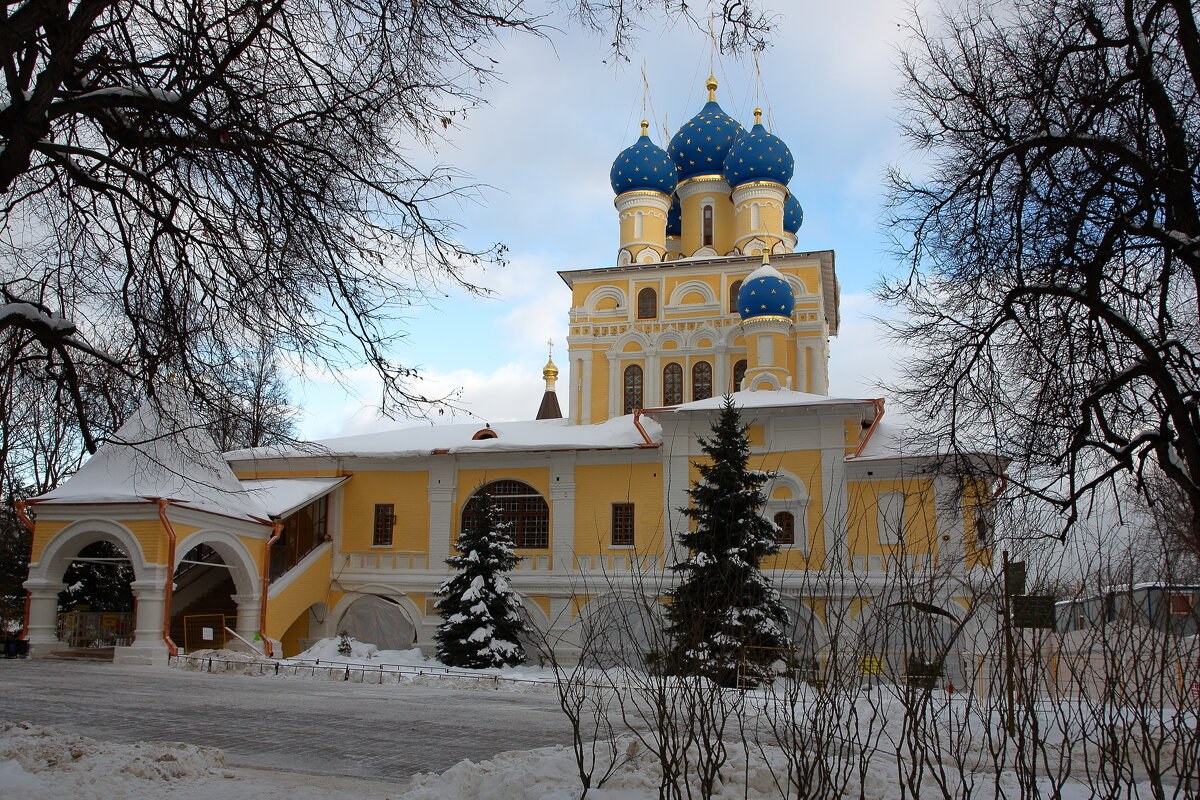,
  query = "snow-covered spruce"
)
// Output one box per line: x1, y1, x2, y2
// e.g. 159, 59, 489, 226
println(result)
434, 486, 529, 668
663, 395, 789, 688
